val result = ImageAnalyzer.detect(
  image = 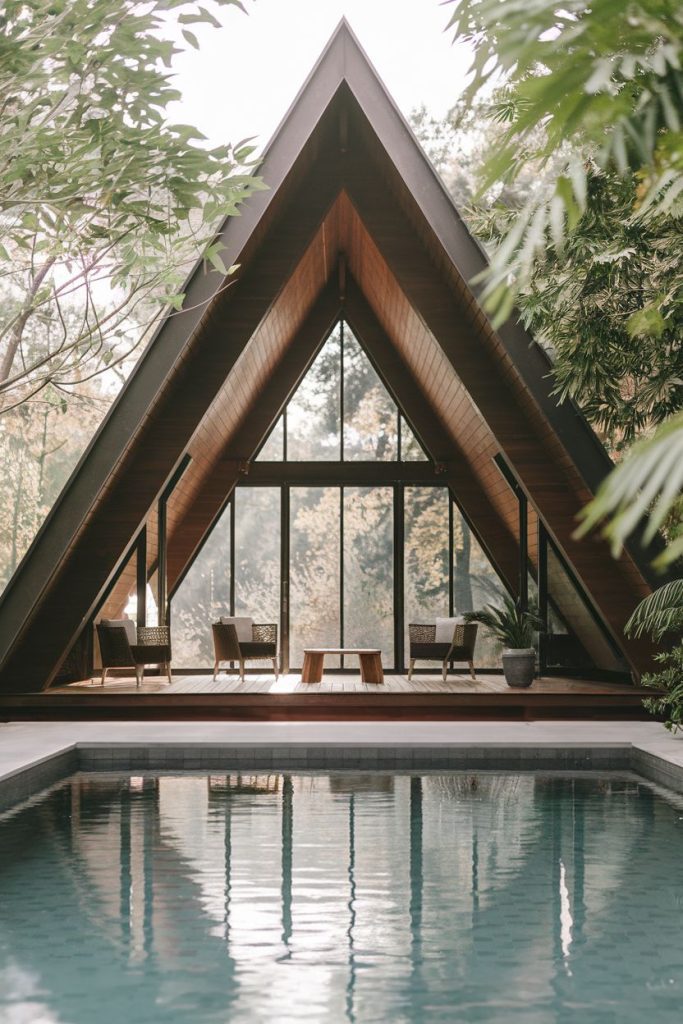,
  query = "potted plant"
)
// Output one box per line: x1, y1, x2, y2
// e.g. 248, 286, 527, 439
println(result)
464, 595, 543, 688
